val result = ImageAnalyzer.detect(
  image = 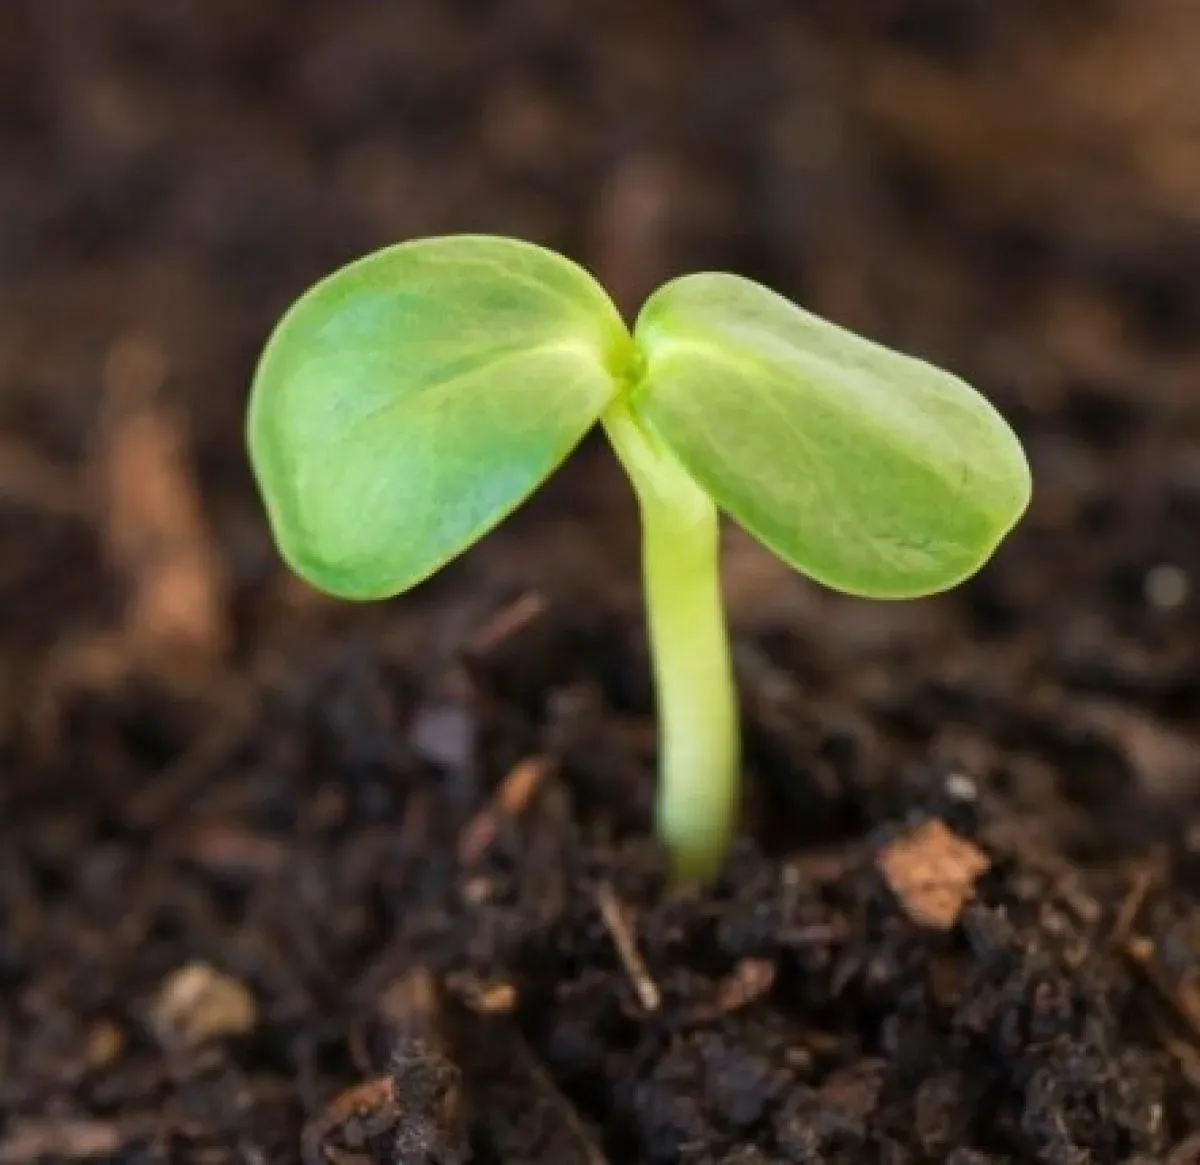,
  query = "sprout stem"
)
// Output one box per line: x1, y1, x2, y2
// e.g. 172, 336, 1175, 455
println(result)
602, 400, 739, 884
